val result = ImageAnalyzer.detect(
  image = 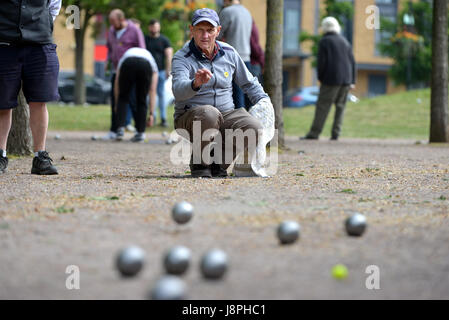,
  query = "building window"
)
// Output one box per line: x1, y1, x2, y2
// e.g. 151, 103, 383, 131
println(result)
283, 0, 302, 56
375, 0, 398, 56
368, 74, 387, 96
